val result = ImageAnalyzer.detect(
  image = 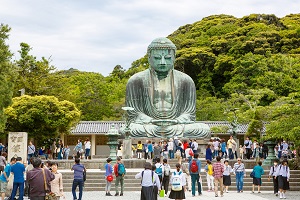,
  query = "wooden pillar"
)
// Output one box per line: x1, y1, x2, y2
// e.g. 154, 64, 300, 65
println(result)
91, 134, 96, 159
60, 133, 65, 144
